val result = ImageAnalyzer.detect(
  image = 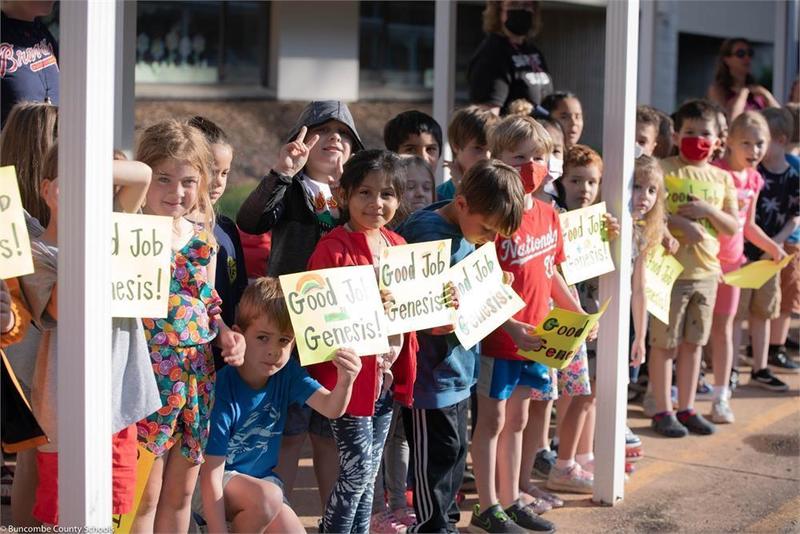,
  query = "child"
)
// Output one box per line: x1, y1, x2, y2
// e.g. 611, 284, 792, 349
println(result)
471, 115, 576, 532
236, 101, 364, 506
188, 116, 249, 370
739, 107, 800, 389
197, 278, 362, 533
306, 149, 418, 534
652, 107, 676, 160
384, 110, 442, 171
131, 120, 246, 533
650, 99, 739, 438
392, 155, 436, 228
20, 145, 163, 525
636, 105, 661, 158
541, 92, 584, 148
534, 117, 565, 206
397, 158, 525, 533
438, 105, 497, 201
710, 112, 785, 422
